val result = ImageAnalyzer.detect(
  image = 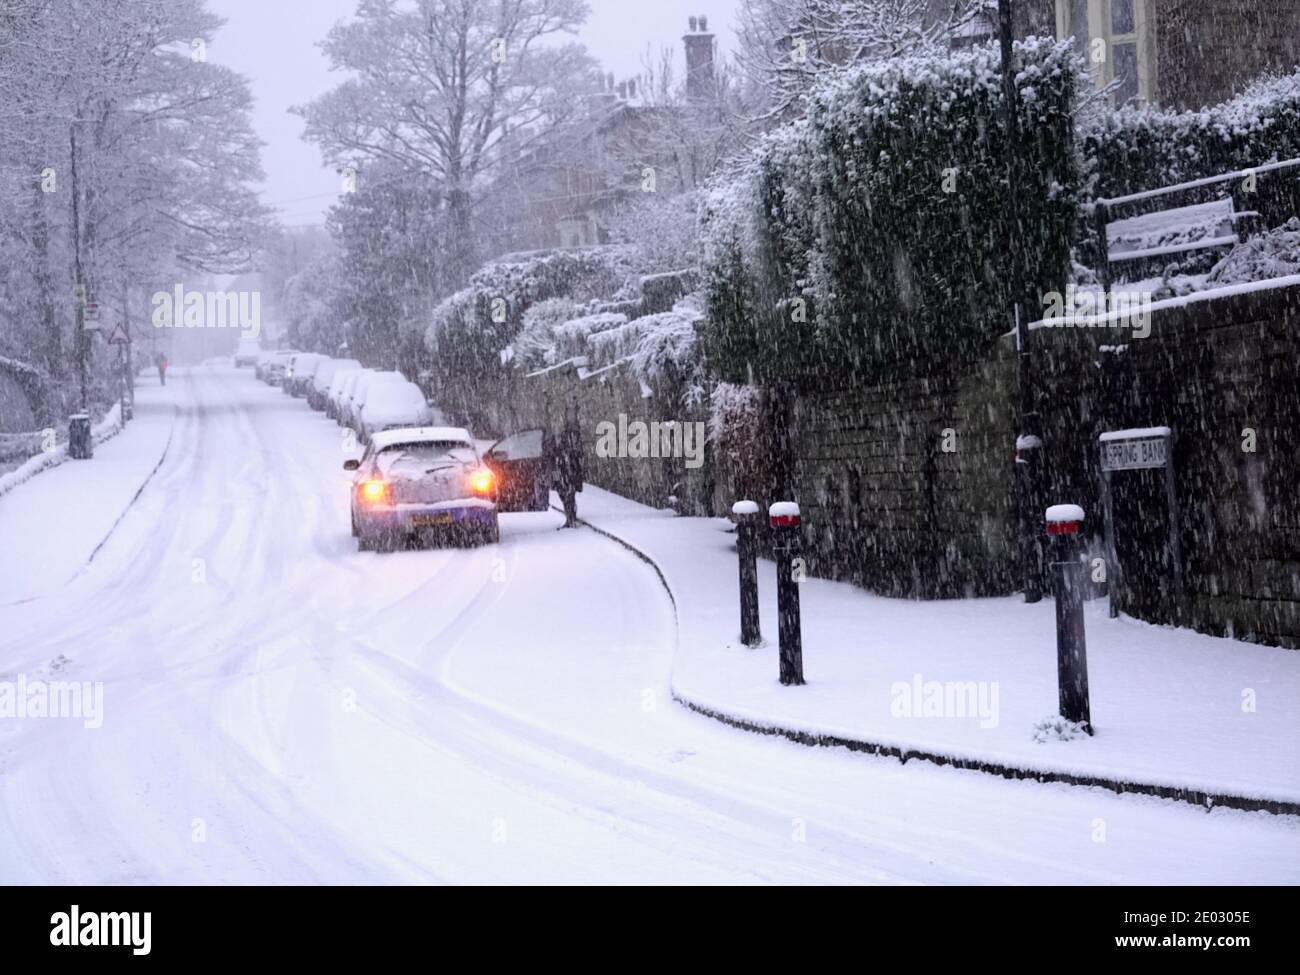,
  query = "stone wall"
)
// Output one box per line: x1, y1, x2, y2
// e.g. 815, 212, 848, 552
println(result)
793, 349, 1019, 598
511, 357, 713, 513
789, 282, 1300, 648
1033, 282, 1300, 648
